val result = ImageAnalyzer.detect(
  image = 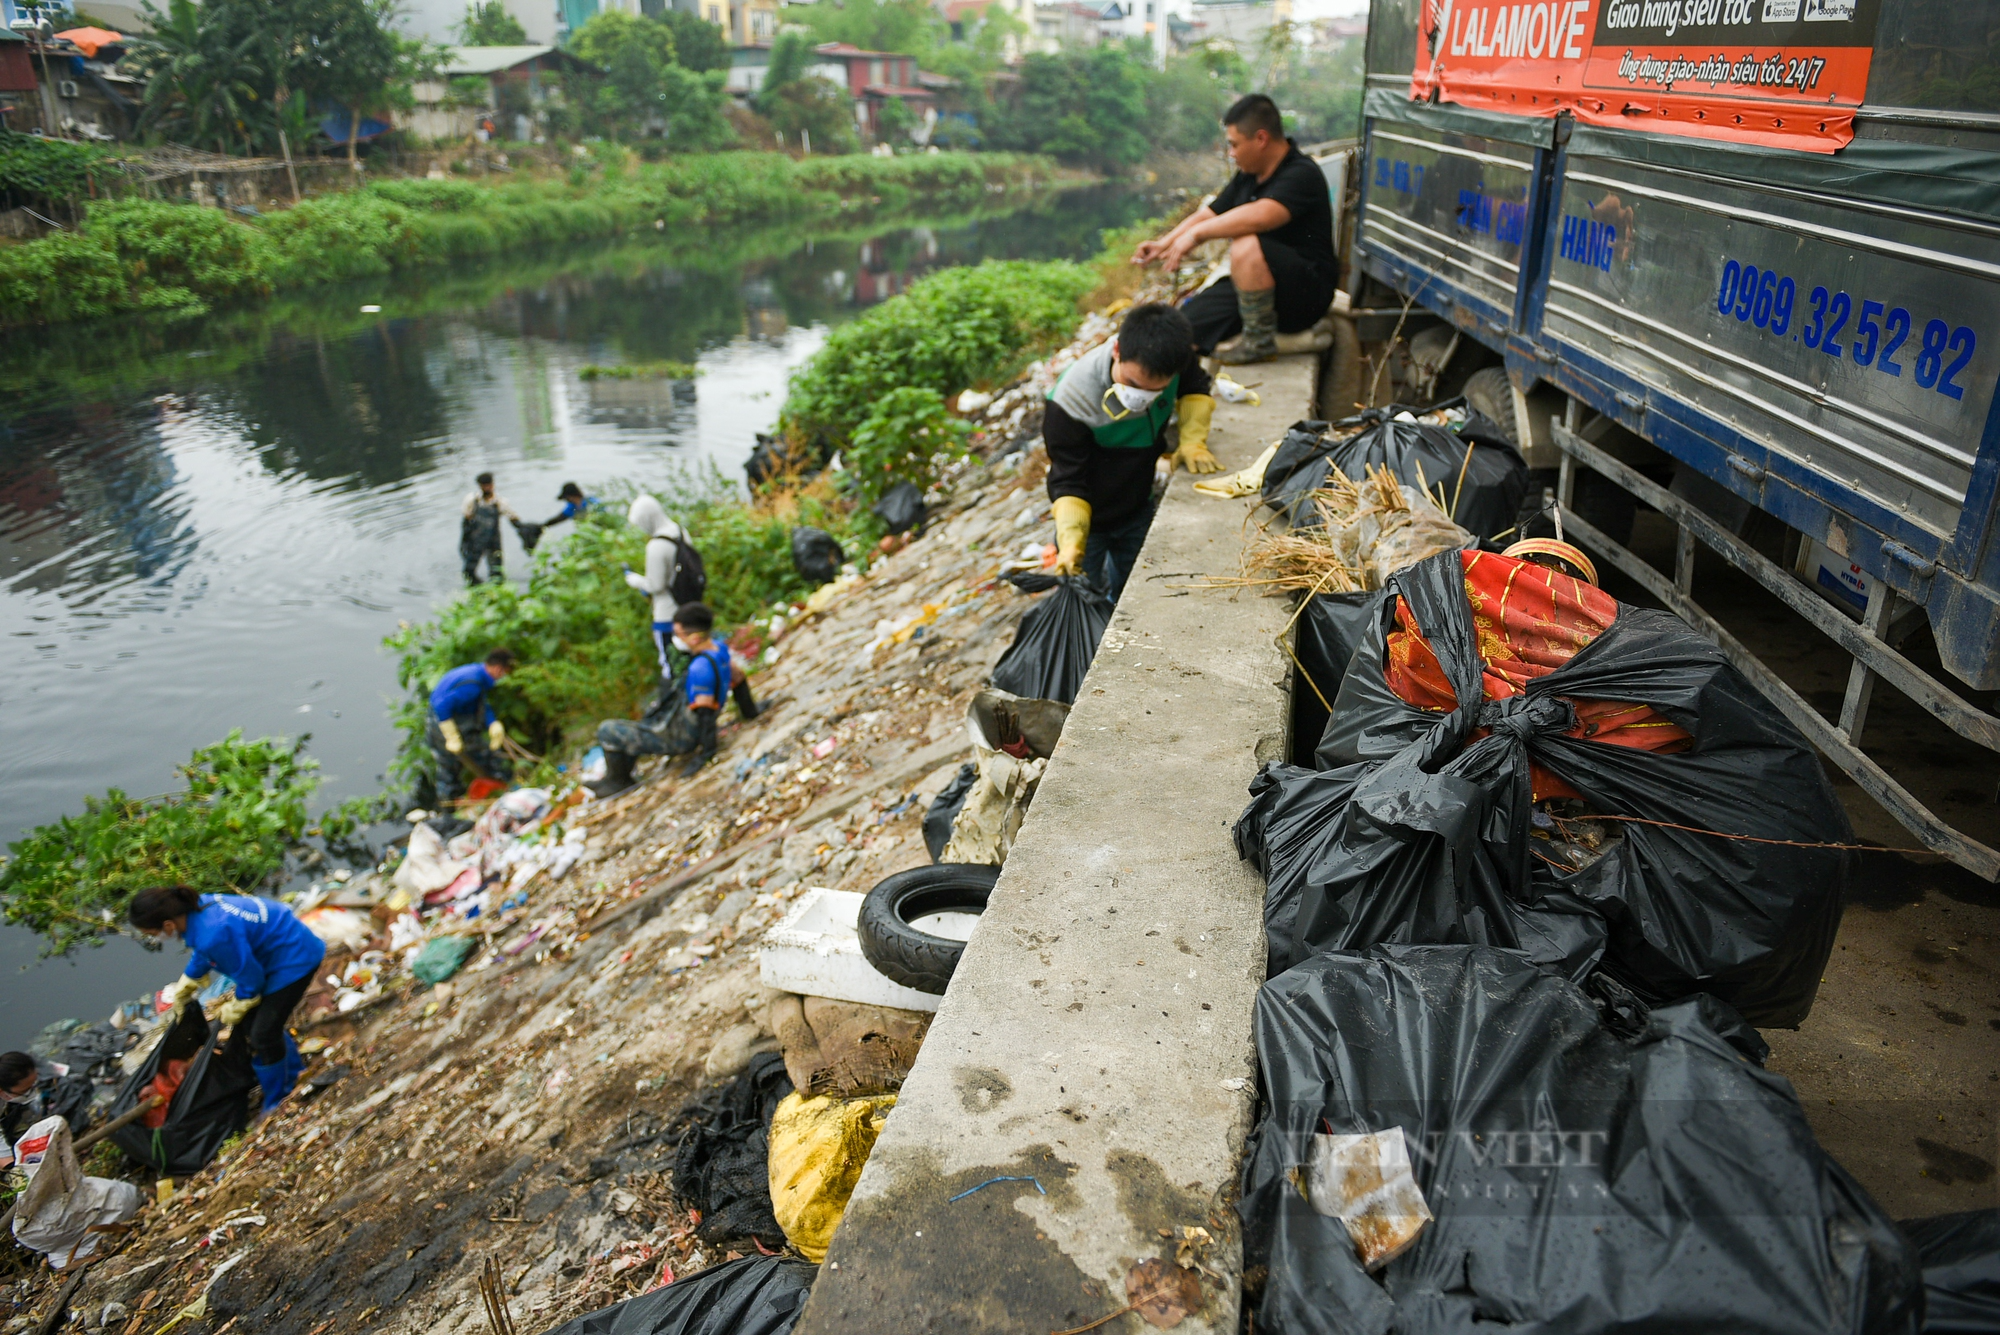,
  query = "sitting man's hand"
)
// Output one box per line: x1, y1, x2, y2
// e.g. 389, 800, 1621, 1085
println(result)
1131, 237, 1166, 264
